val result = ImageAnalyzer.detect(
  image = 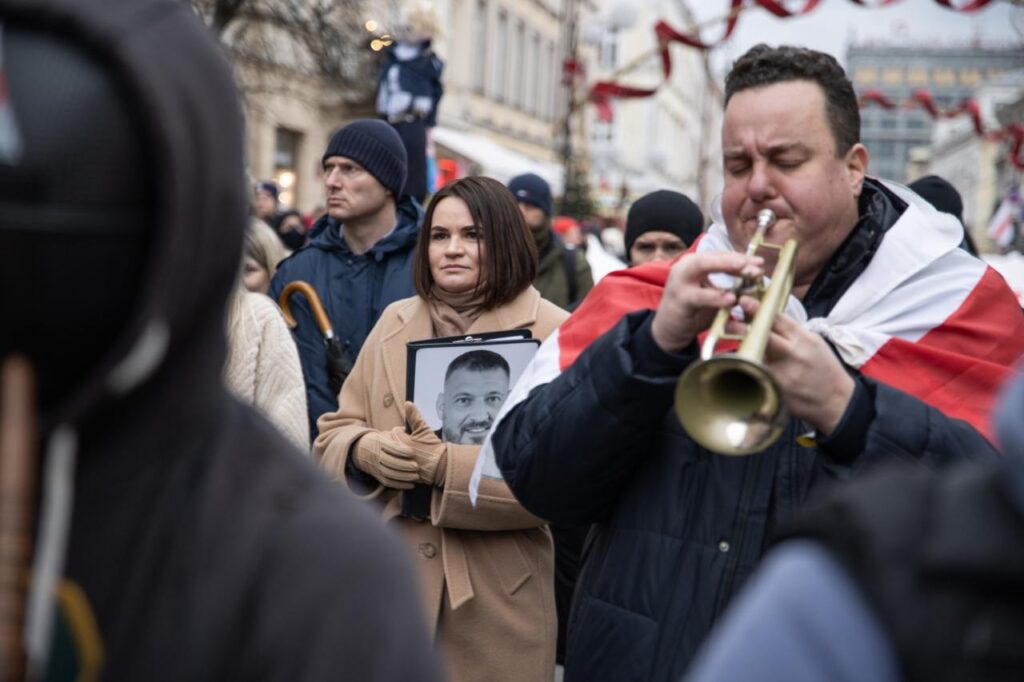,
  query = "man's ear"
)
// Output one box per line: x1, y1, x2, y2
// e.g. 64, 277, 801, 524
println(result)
845, 143, 869, 197
435, 393, 445, 421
